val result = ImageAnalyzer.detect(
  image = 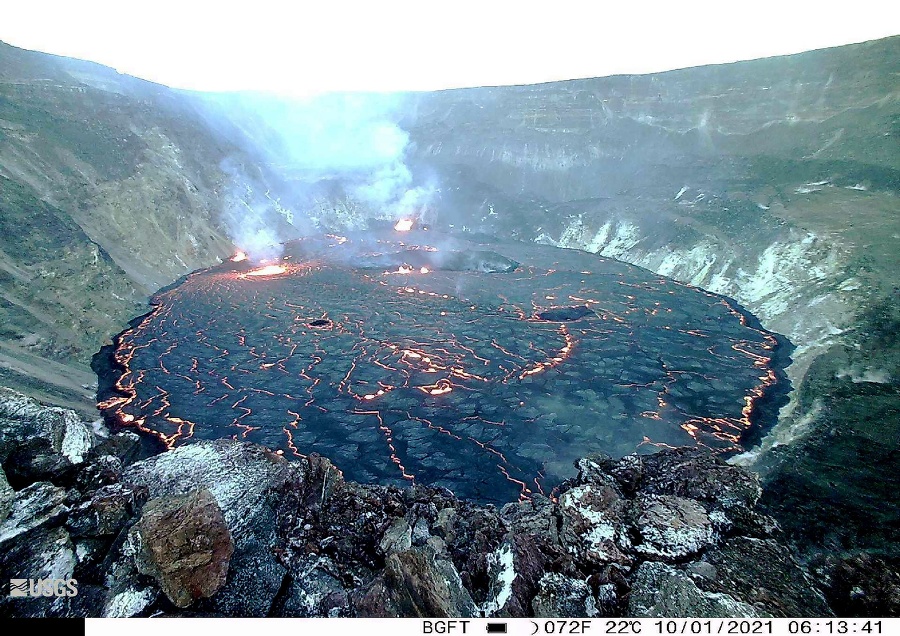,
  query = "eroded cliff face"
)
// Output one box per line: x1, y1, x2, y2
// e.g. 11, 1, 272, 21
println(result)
395, 38, 900, 482
0, 42, 253, 411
